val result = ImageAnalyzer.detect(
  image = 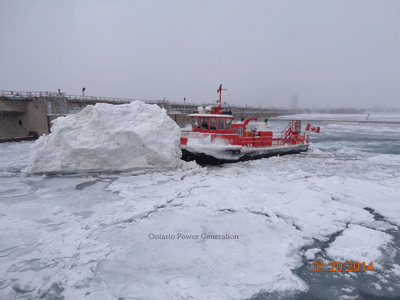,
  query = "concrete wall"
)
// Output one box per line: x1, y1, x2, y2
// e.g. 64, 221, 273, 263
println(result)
0, 97, 48, 139
47, 114, 67, 133
167, 114, 192, 128
0, 97, 291, 139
